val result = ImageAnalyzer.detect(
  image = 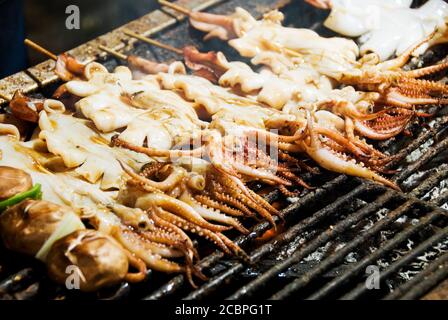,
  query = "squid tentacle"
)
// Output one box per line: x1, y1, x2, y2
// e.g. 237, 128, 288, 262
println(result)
302, 111, 400, 191
111, 134, 204, 159
211, 191, 255, 218
180, 190, 249, 234
135, 193, 231, 233
147, 209, 199, 260
279, 184, 301, 198
214, 173, 277, 228
194, 194, 245, 217
155, 209, 233, 256
114, 228, 185, 274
